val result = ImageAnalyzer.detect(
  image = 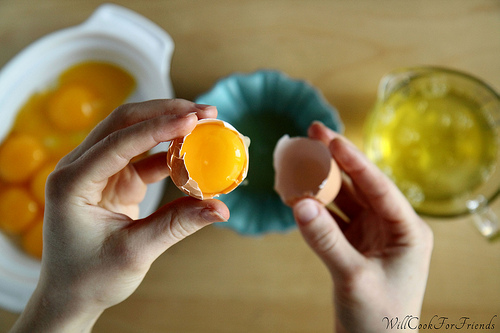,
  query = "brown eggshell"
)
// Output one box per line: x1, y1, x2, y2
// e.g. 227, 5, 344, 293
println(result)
273, 135, 342, 206
166, 119, 250, 200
